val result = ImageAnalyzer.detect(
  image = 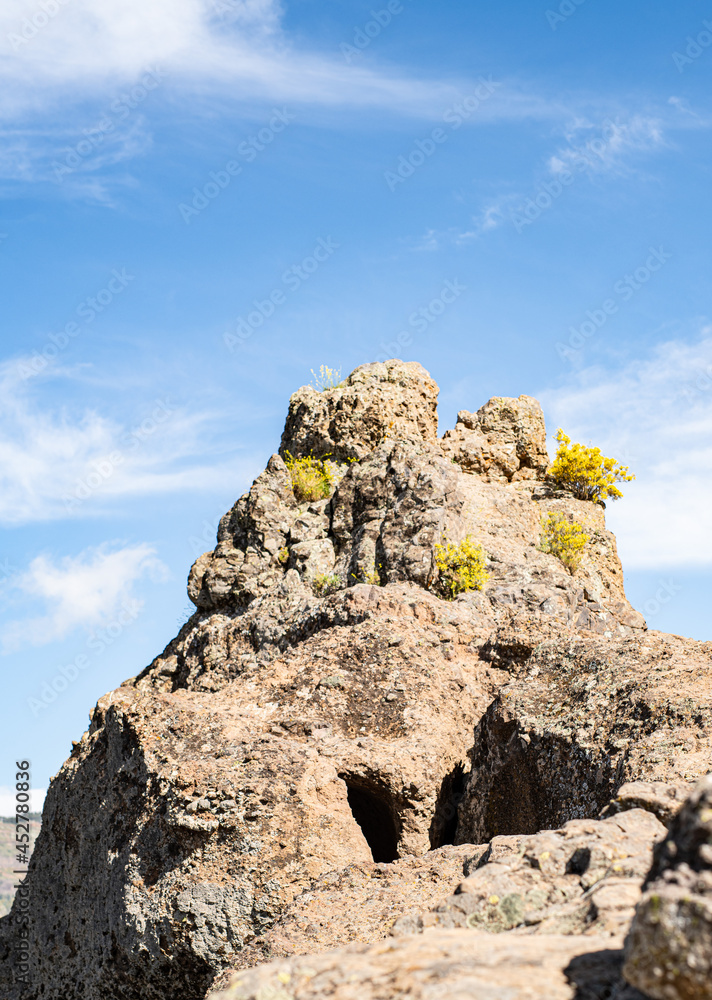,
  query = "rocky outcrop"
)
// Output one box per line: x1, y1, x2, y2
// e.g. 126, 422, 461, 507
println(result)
212, 798, 668, 974
280, 359, 439, 462
440, 394, 550, 481
624, 773, 712, 999
397, 808, 666, 938
1, 360, 710, 1000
